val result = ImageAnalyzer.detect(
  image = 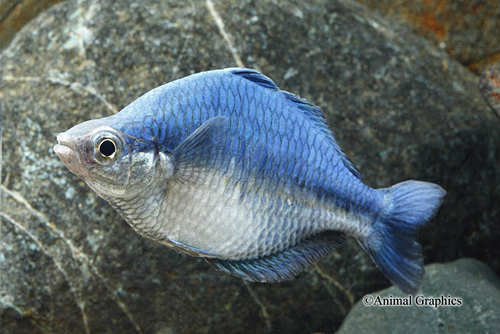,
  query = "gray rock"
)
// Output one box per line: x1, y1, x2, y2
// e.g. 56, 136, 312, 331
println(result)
480, 61, 500, 119
0, 0, 65, 49
338, 258, 500, 334
1, 0, 498, 333
352, 0, 500, 71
